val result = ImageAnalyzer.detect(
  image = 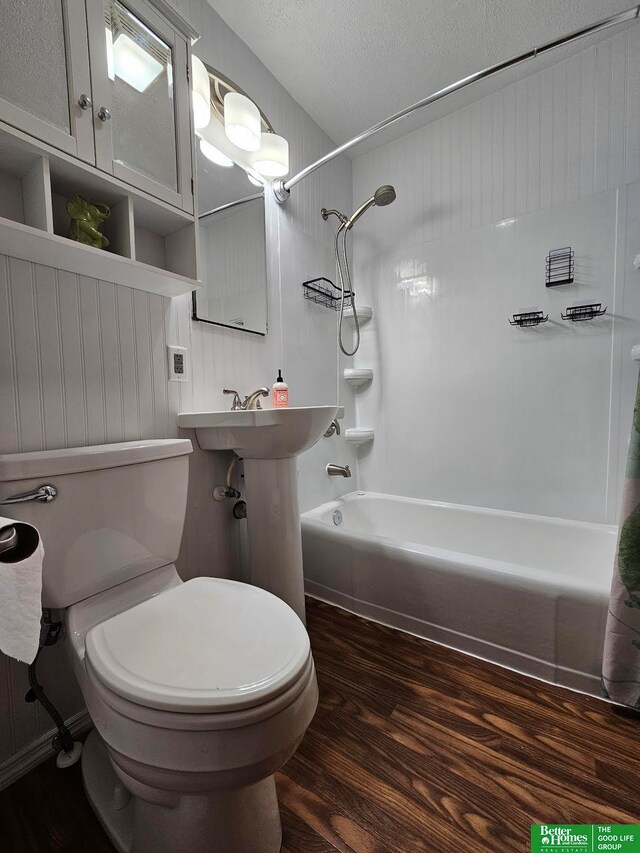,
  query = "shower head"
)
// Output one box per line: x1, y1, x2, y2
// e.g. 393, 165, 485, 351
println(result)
373, 184, 396, 207
345, 184, 397, 230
